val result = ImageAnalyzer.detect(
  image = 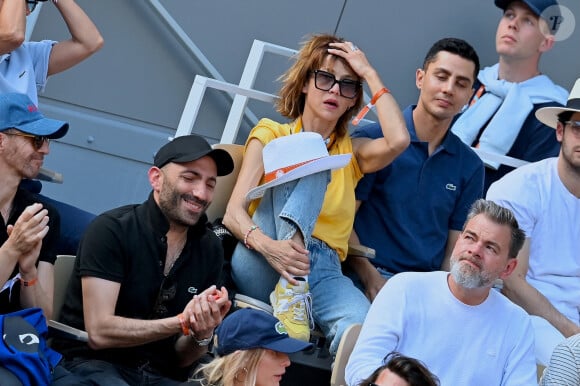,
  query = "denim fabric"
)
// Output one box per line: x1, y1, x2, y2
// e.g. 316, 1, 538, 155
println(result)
231, 171, 370, 355
52, 359, 188, 386
232, 172, 329, 301
343, 263, 395, 294
308, 237, 370, 354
